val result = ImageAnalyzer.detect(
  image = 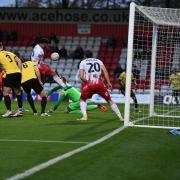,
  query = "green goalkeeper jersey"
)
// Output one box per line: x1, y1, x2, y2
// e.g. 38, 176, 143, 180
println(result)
61, 86, 81, 102
48, 83, 81, 102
